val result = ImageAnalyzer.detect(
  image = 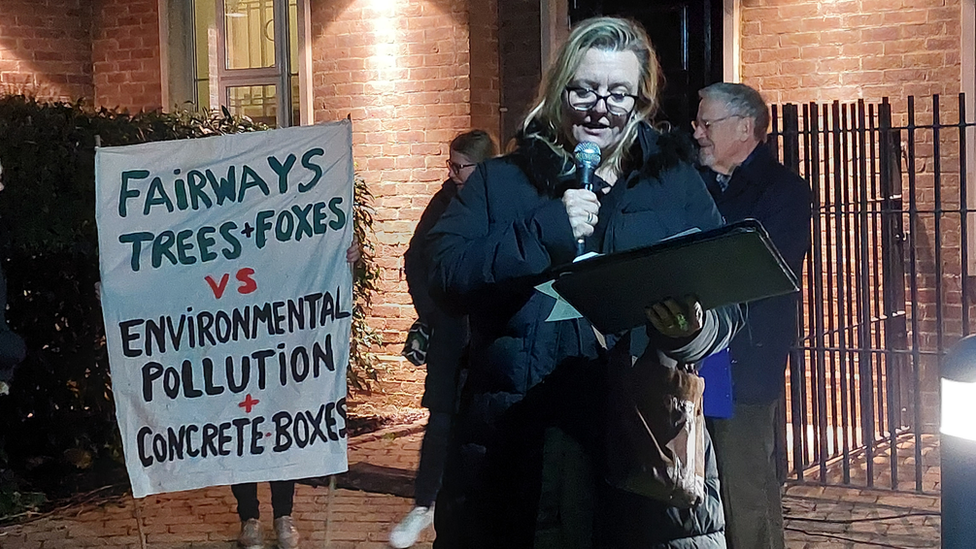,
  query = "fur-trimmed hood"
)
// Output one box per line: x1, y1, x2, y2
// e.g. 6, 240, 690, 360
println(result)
511, 121, 698, 195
